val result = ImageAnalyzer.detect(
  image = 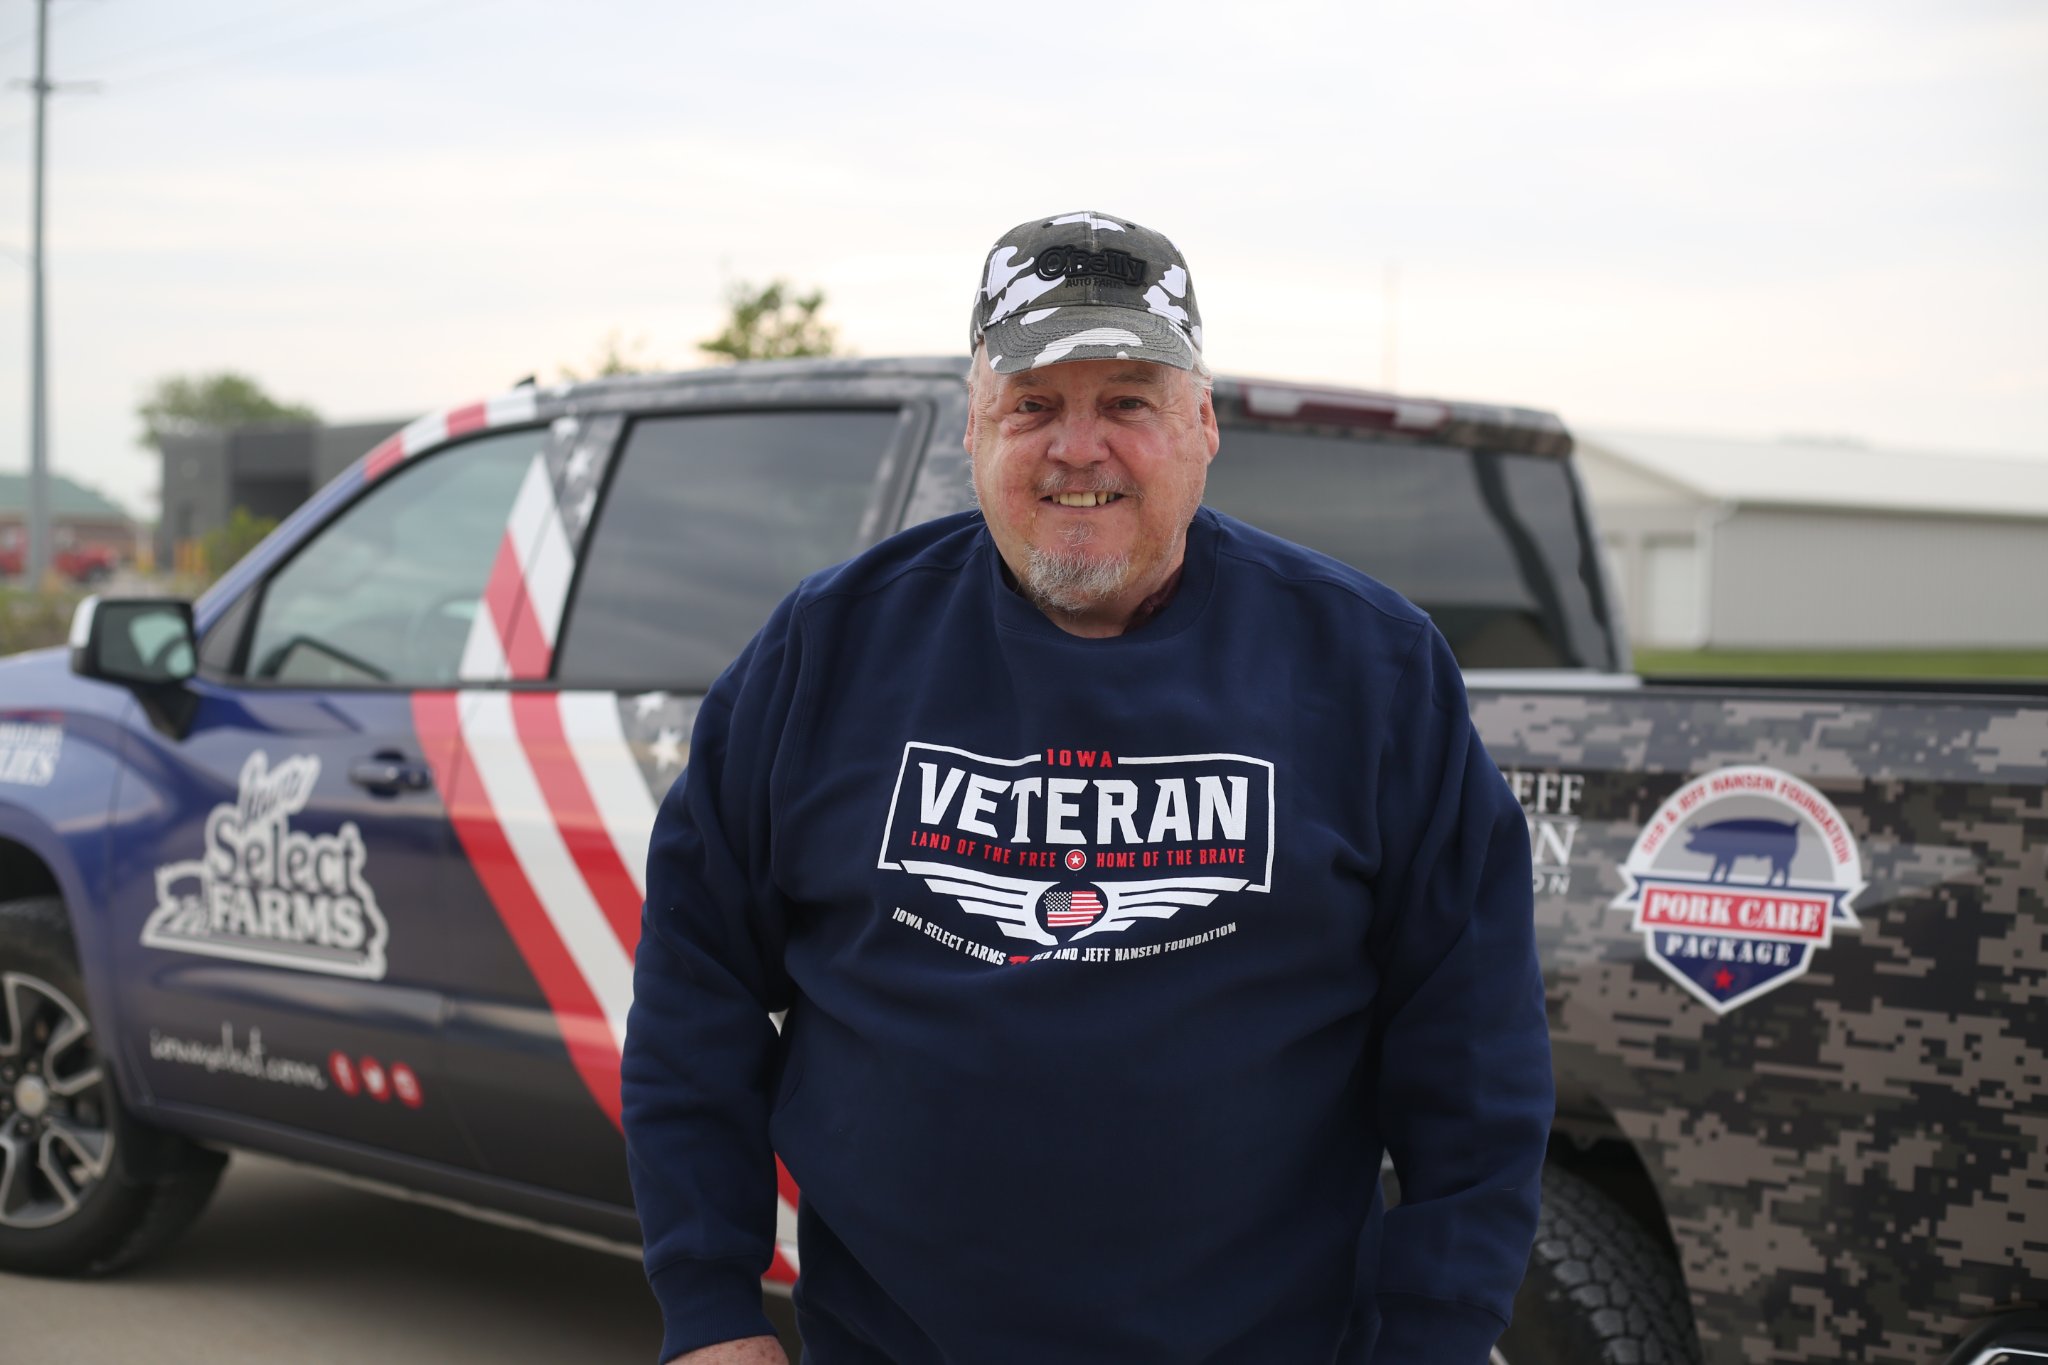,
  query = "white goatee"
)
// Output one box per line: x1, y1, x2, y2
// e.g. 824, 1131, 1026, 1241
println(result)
1022, 543, 1133, 614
